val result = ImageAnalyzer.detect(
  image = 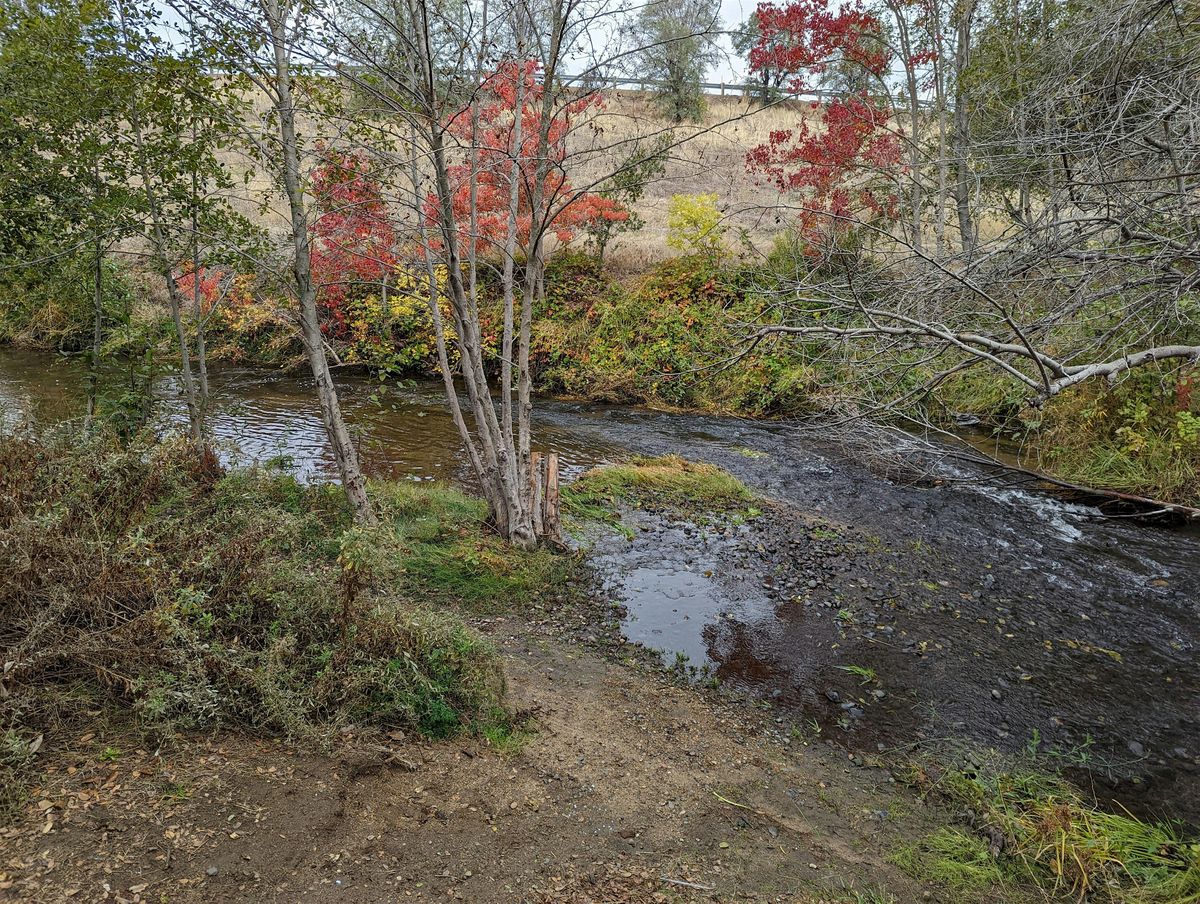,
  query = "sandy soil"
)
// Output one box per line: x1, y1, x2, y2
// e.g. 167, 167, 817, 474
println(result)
0, 614, 951, 903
